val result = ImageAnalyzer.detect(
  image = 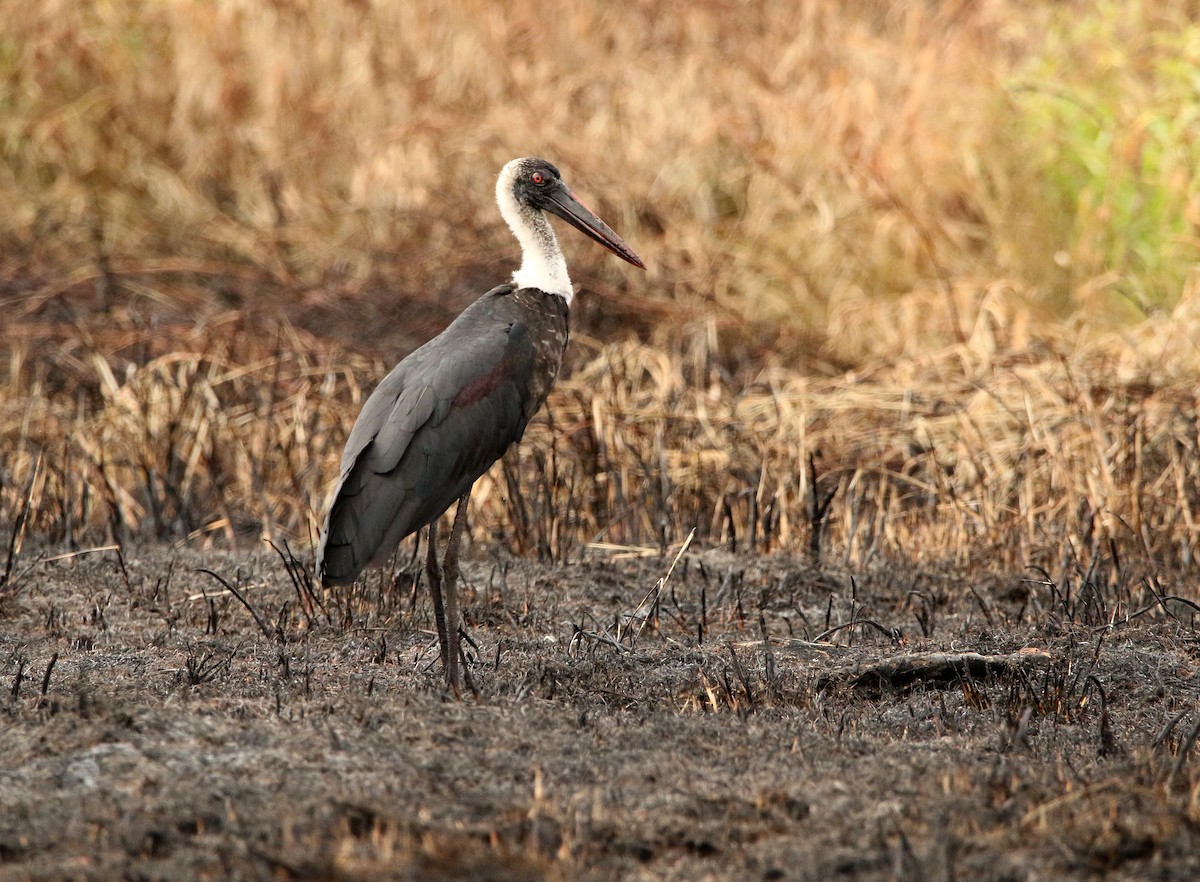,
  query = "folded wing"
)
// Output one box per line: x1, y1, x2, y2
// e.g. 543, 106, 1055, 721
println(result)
317, 288, 540, 585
